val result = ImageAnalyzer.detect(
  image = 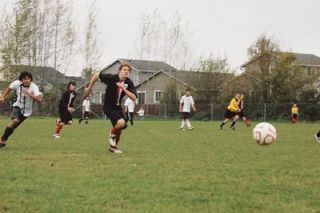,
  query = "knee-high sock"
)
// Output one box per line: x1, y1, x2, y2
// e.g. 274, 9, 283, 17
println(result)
180, 120, 186, 128
1, 127, 14, 142
186, 119, 191, 128
54, 122, 64, 134
116, 129, 122, 146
